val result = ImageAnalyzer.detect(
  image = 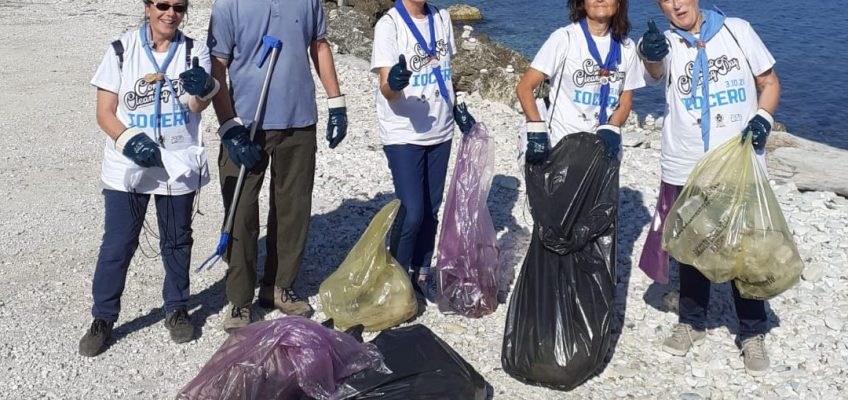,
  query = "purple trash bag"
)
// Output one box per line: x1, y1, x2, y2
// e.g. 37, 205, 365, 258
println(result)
638, 182, 681, 284
435, 122, 500, 318
176, 316, 386, 400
